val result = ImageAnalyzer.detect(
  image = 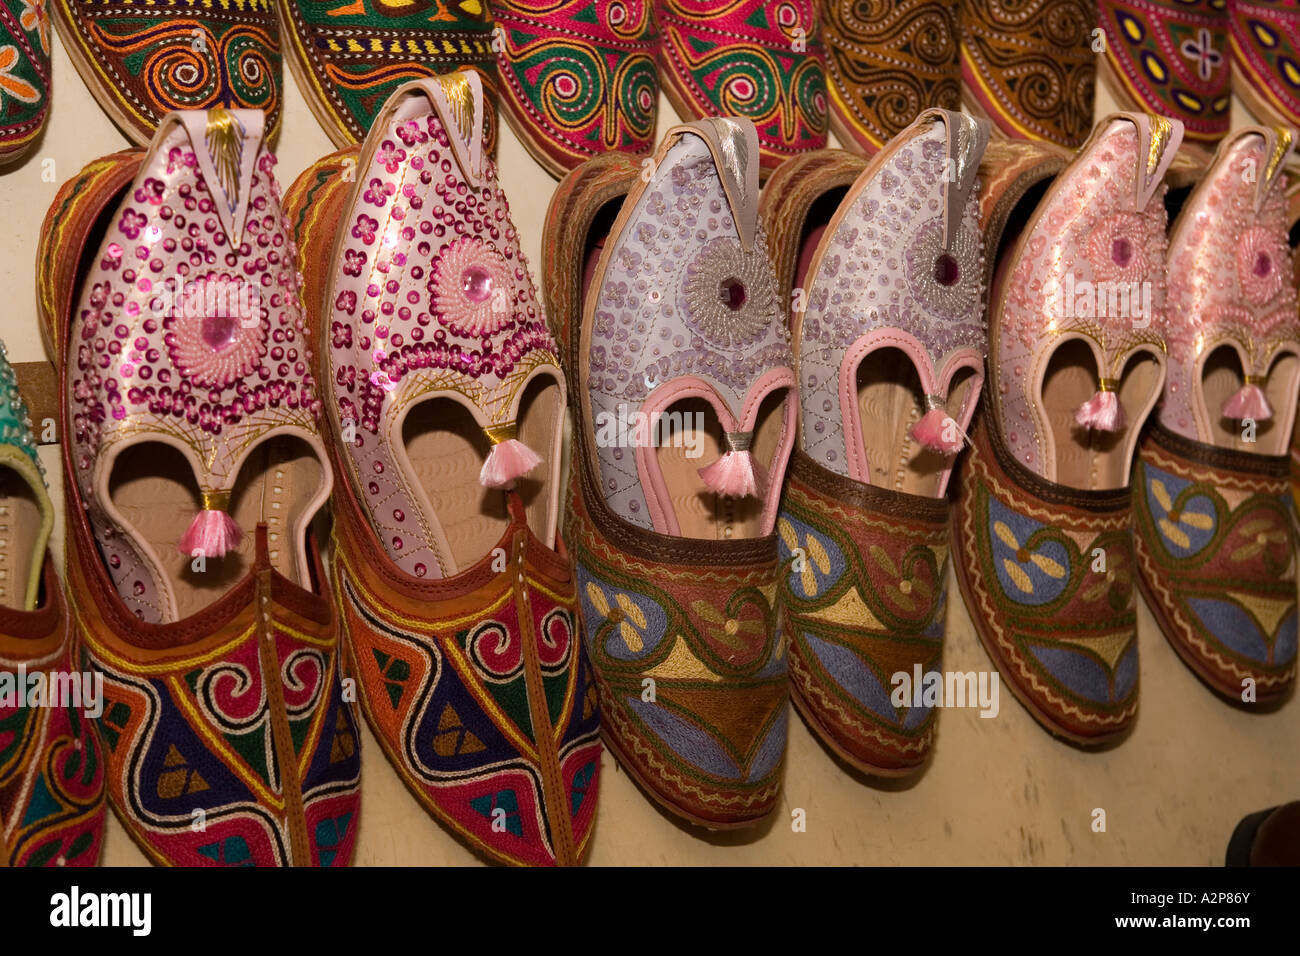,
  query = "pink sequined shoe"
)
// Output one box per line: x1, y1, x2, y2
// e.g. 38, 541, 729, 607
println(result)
38, 110, 361, 867
285, 71, 601, 866
757, 110, 991, 775
1133, 125, 1300, 704
952, 114, 1183, 744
